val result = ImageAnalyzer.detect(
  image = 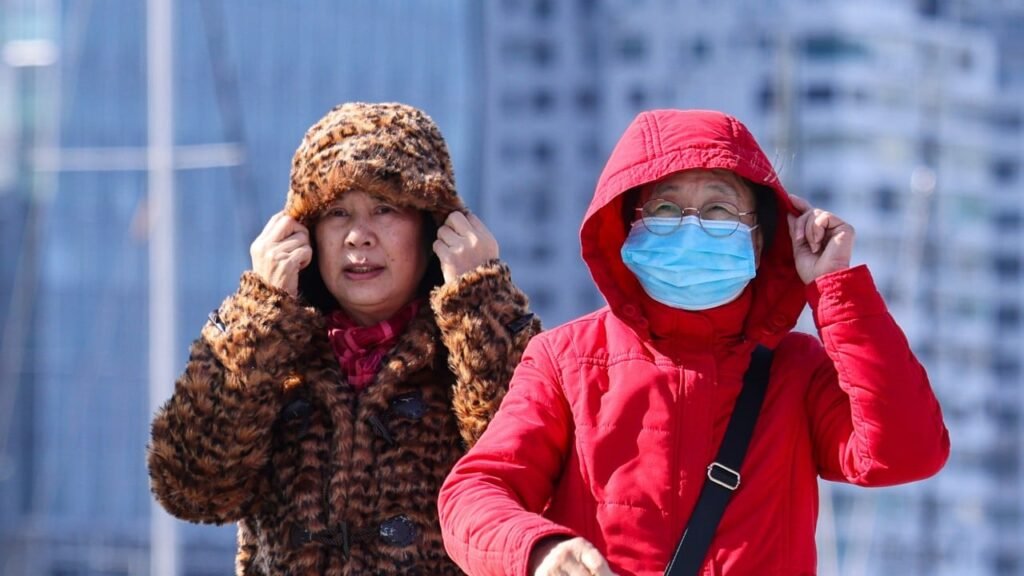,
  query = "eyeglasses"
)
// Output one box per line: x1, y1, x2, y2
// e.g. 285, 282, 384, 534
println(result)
634, 199, 758, 237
